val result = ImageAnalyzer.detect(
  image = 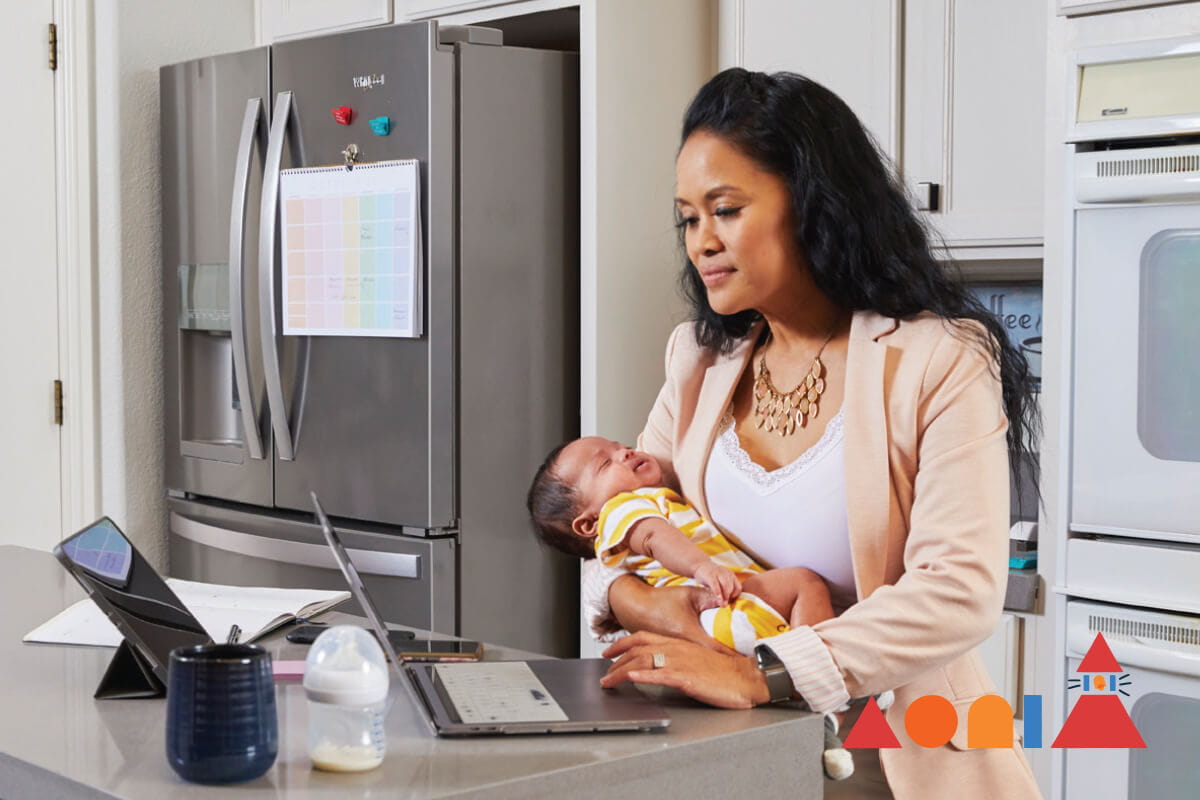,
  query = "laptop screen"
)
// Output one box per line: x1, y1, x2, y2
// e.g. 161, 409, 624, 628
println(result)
310, 491, 404, 671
